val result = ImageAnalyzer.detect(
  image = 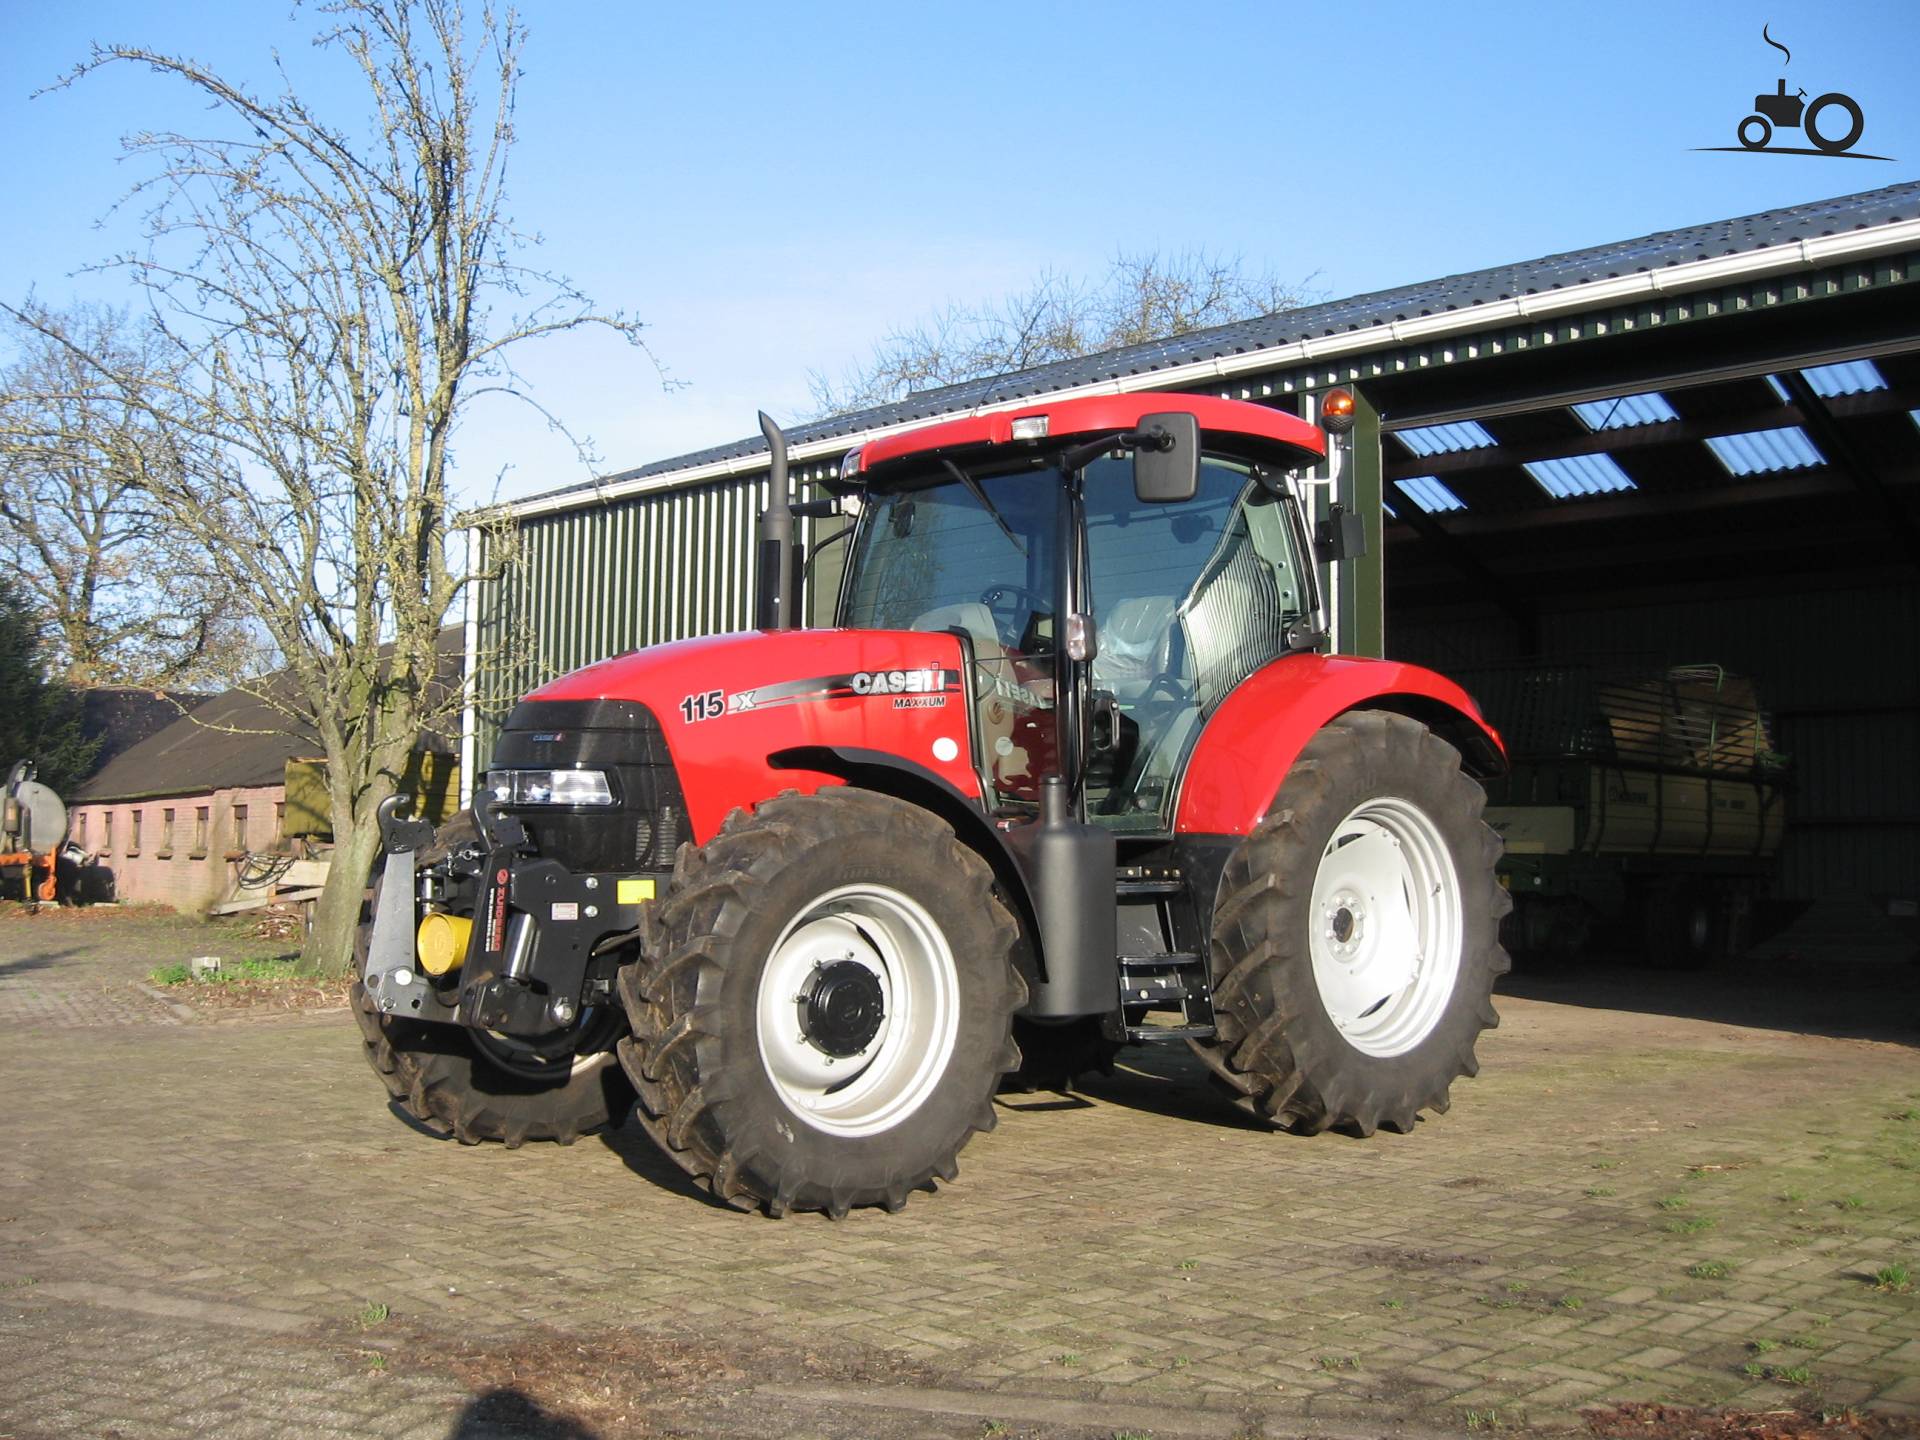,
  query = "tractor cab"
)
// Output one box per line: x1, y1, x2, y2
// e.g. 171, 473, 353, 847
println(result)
833, 396, 1333, 833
